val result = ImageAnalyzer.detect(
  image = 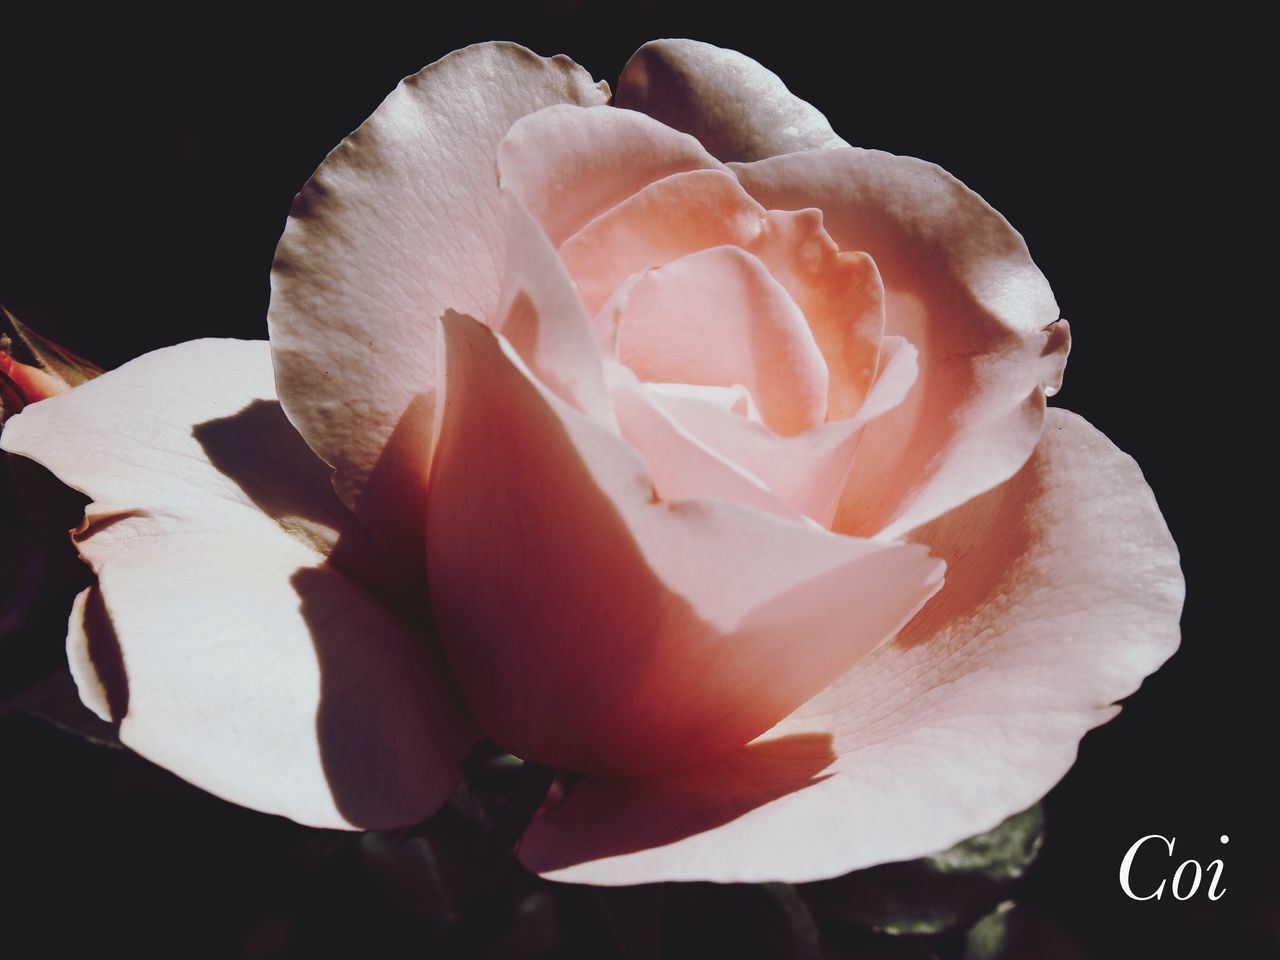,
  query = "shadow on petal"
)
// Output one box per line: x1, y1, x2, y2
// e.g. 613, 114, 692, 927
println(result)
66, 587, 129, 723
337, 390, 436, 596
195, 394, 435, 611
193, 398, 468, 829
290, 566, 470, 829
520, 732, 835, 875
193, 399, 344, 531
82, 589, 128, 721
